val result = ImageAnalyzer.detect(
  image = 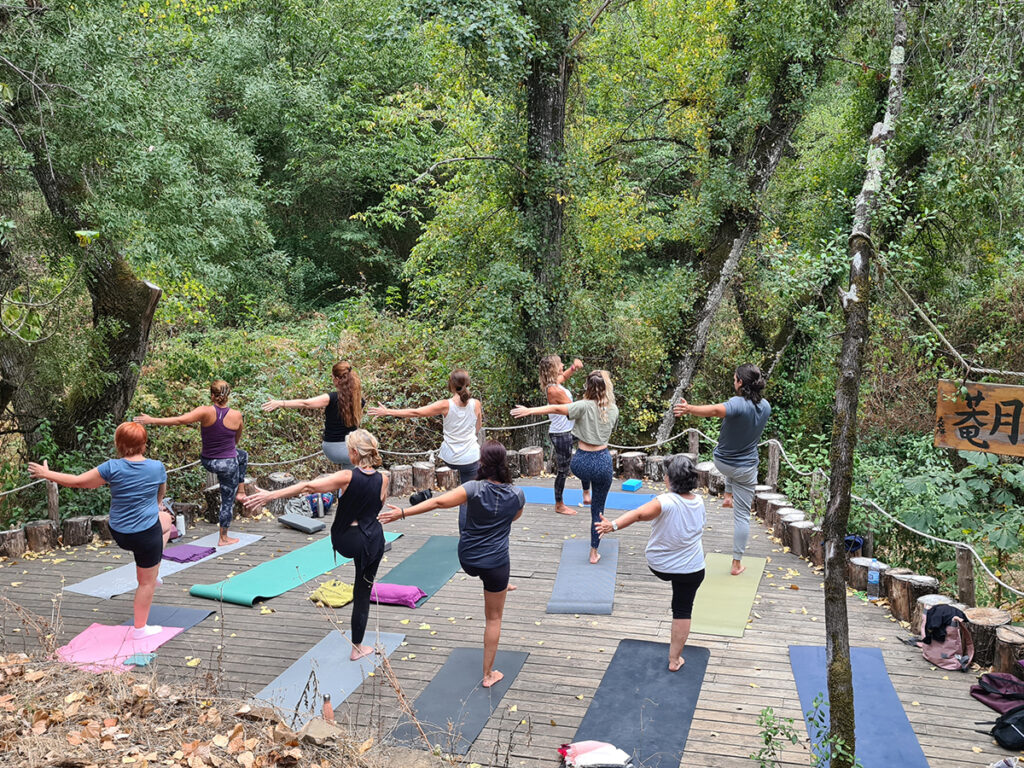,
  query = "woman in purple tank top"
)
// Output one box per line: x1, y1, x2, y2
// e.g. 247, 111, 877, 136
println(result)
135, 380, 249, 546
